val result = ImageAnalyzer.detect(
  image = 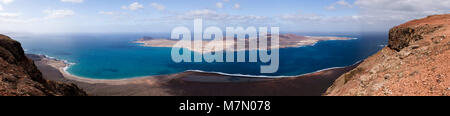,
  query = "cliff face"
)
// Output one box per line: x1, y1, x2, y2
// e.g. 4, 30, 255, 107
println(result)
0, 34, 87, 96
325, 14, 450, 96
